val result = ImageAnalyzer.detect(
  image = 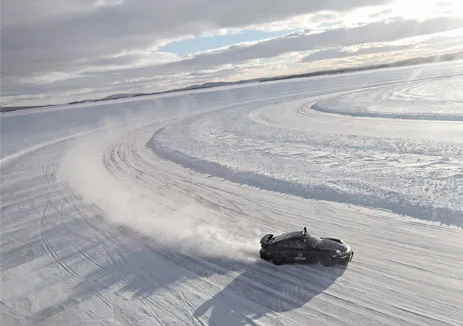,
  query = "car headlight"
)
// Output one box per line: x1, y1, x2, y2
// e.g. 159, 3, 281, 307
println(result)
335, 250, 342, 255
